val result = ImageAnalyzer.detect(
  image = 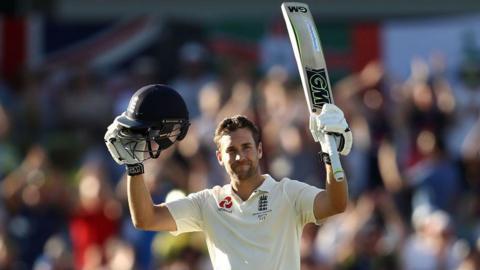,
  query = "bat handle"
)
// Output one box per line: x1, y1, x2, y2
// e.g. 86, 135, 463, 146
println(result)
326, 134, 344, 181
